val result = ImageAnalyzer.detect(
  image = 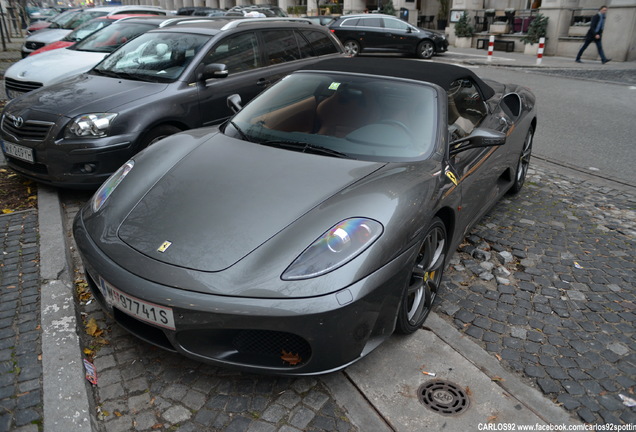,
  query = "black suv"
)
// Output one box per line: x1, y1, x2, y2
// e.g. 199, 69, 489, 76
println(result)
328, 14, 448, 59
0, 18, 344, 188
